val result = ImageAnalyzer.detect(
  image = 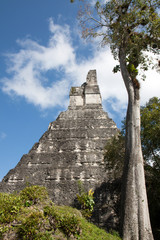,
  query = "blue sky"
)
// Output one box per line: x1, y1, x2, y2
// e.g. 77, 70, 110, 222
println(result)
0, 0, 159, 181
